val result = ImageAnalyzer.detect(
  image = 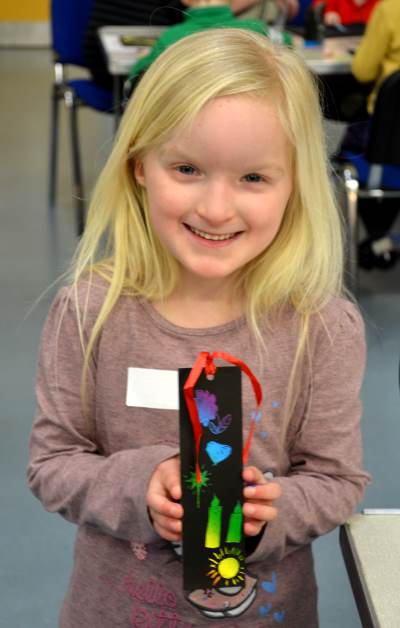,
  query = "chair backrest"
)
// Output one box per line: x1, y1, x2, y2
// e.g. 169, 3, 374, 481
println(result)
287, 0, 313, 26
51, 0, 93, 67
367, 70, 400, 168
